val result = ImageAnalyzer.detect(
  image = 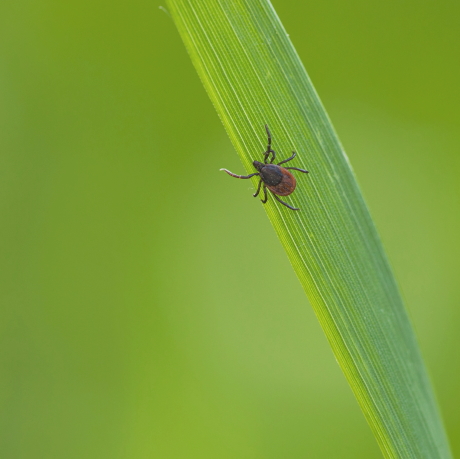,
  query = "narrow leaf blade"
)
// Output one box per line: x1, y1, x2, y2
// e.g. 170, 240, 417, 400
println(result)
166, 1, 452, 457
